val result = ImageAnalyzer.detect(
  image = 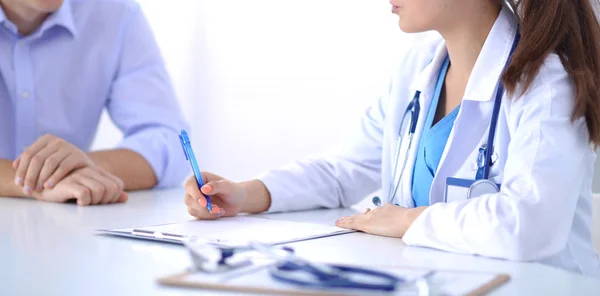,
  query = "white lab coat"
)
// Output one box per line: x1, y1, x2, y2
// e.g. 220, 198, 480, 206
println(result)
259, 7, 600, 277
